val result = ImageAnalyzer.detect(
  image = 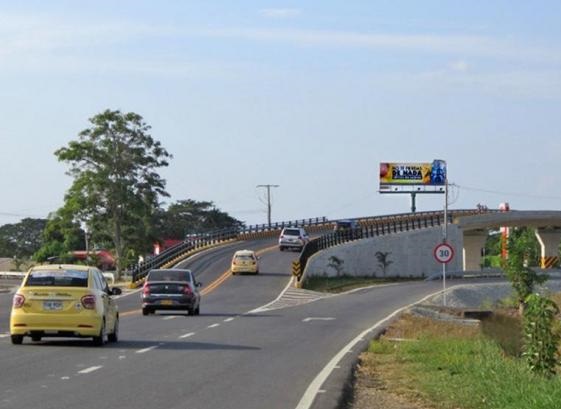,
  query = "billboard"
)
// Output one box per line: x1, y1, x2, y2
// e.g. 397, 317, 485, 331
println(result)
379, 160, 446, 193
